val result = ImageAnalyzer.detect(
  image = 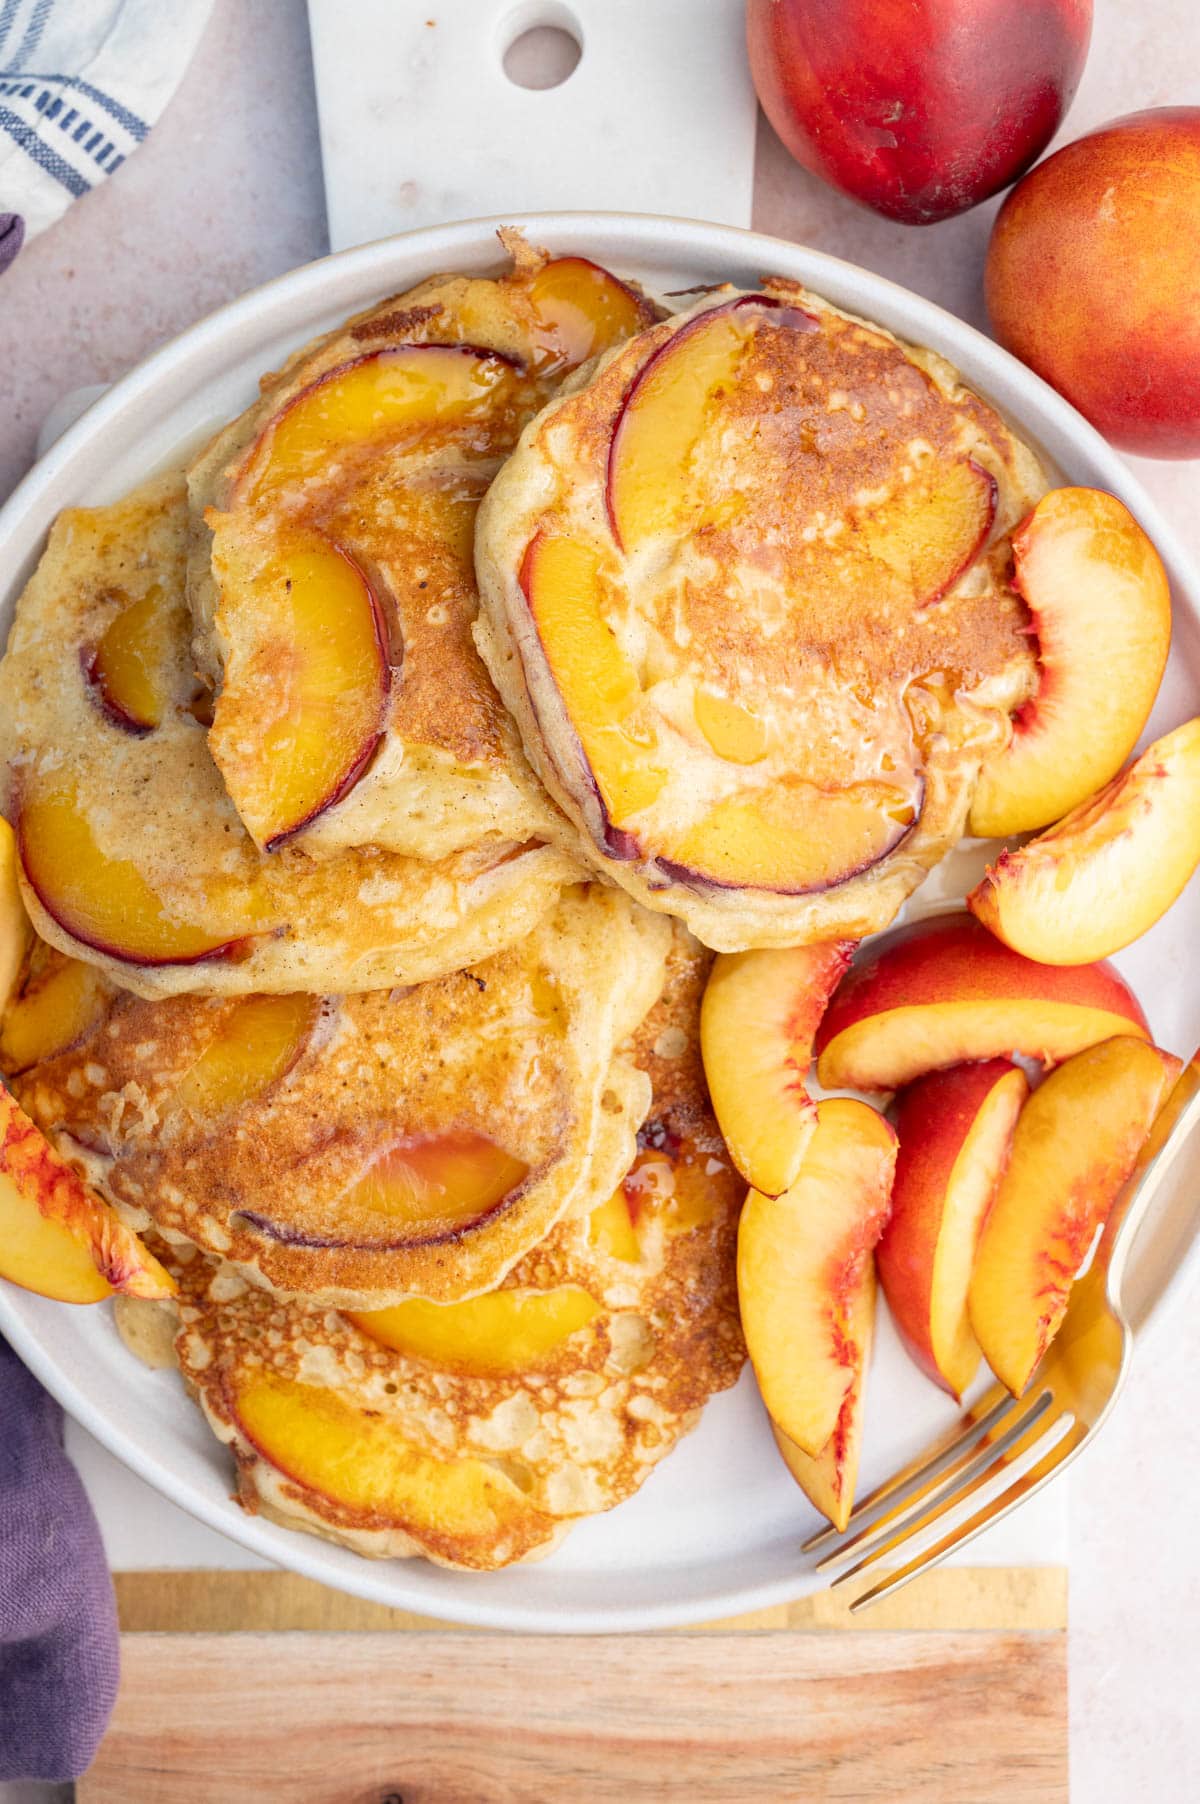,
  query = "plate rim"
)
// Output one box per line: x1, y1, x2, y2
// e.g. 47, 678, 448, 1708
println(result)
1, 208, 1196, 1632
